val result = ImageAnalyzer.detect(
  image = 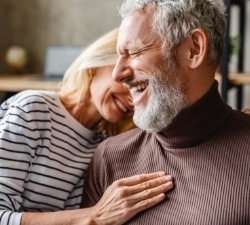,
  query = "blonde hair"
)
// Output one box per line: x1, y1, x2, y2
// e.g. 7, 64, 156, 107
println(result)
60, 28, 135, 135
